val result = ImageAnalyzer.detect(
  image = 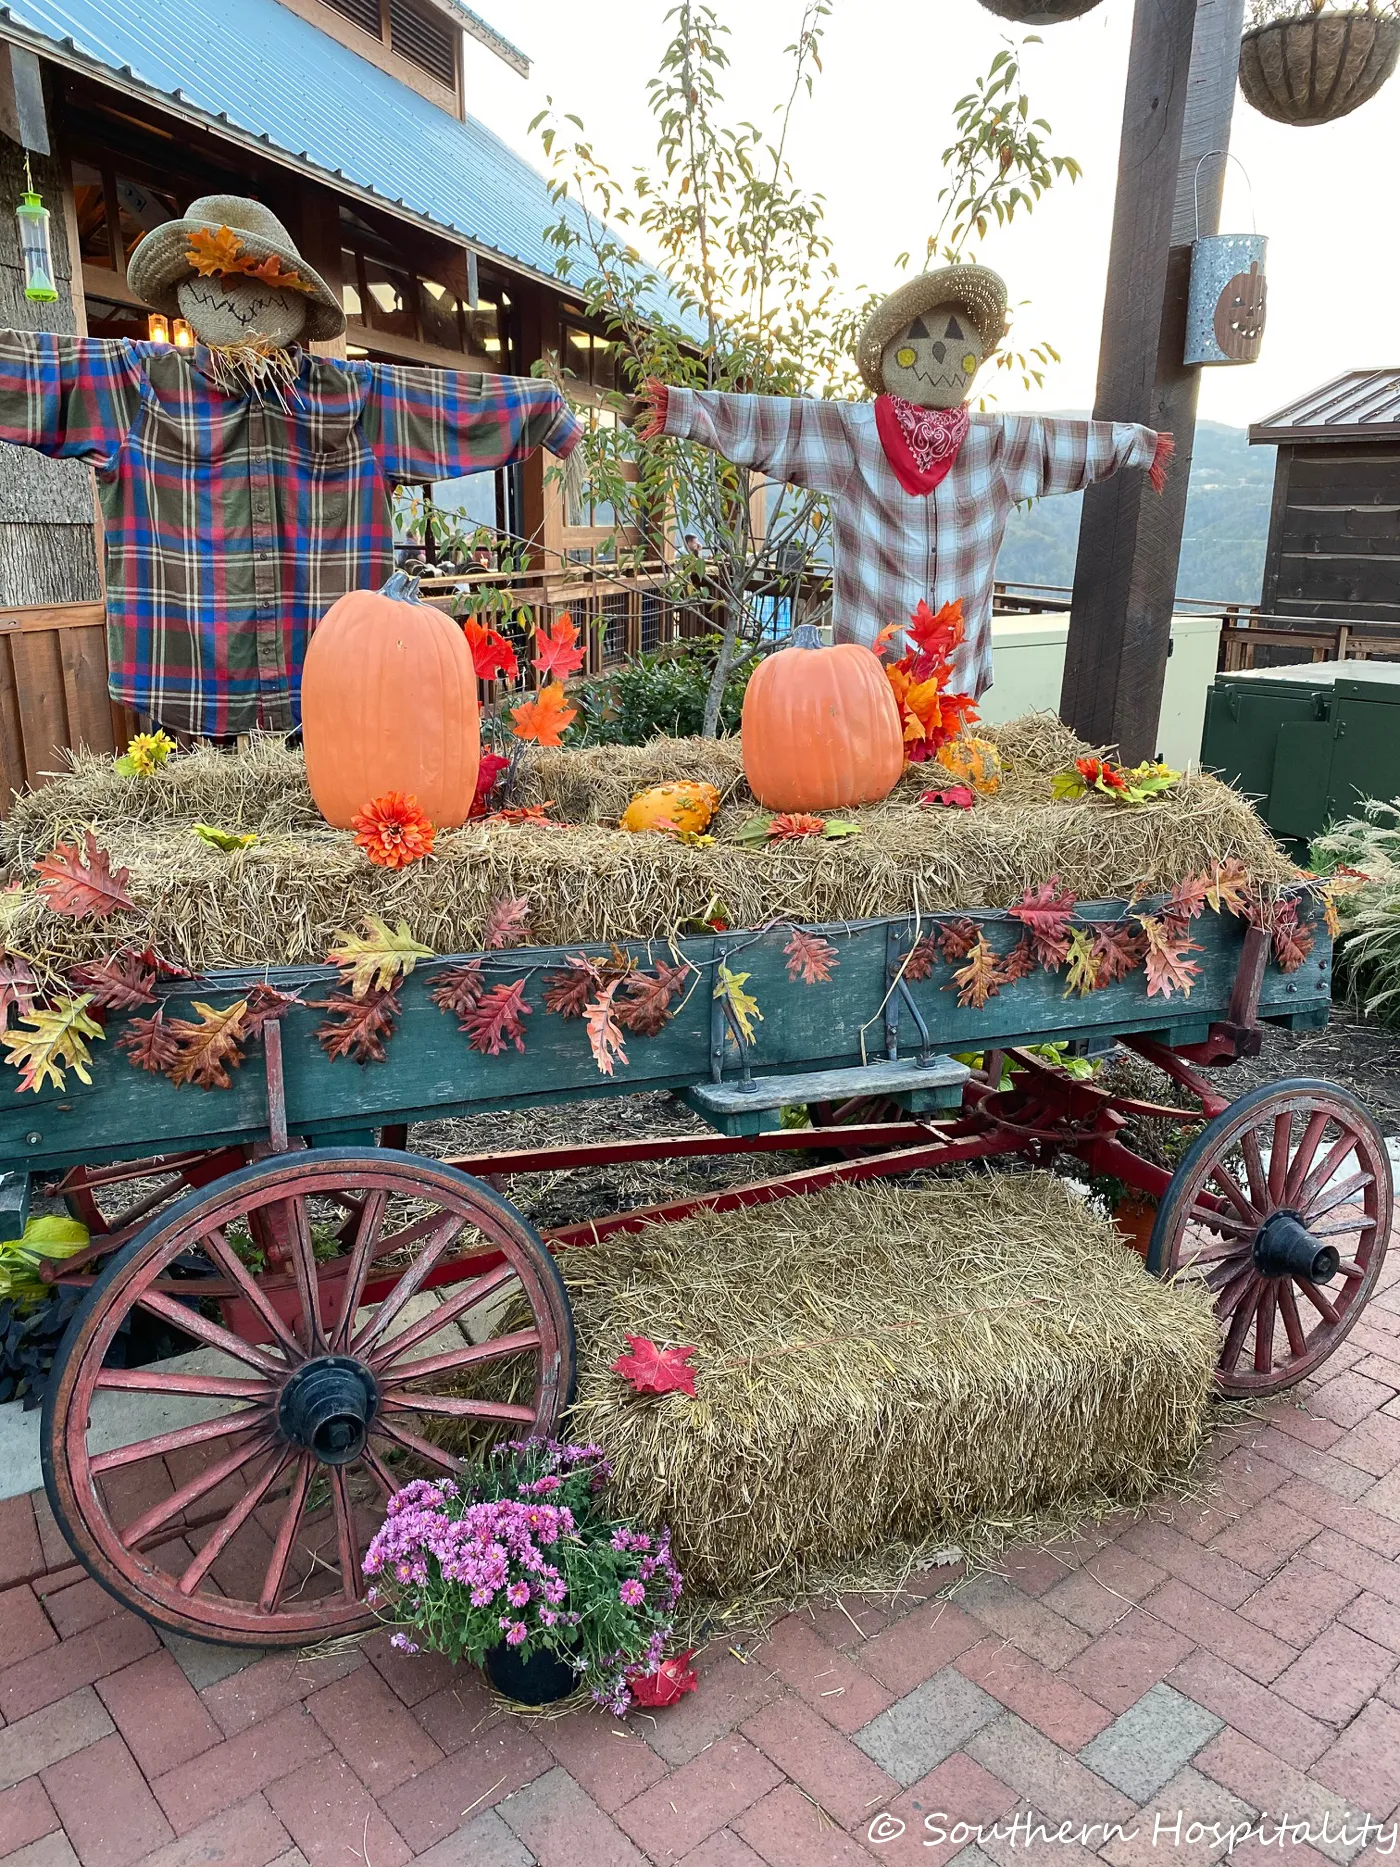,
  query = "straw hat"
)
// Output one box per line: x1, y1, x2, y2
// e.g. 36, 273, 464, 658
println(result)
127, 194, 345, 343
855, 264, 1008, 394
